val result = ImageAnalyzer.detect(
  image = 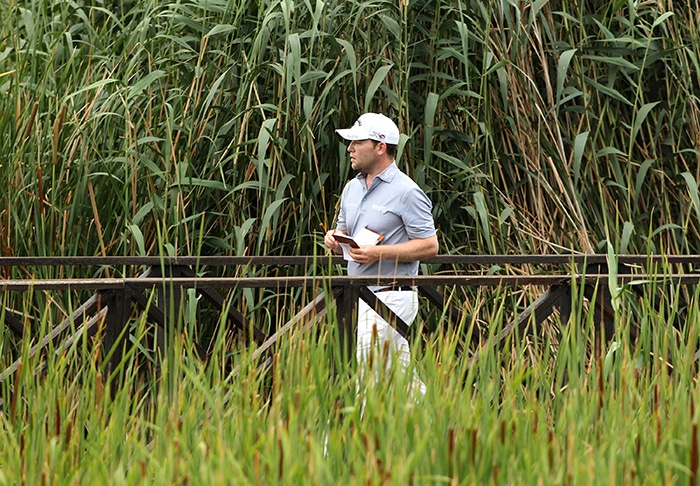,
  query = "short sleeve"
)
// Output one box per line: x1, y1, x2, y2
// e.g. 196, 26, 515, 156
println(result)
402, 186, 436, 239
